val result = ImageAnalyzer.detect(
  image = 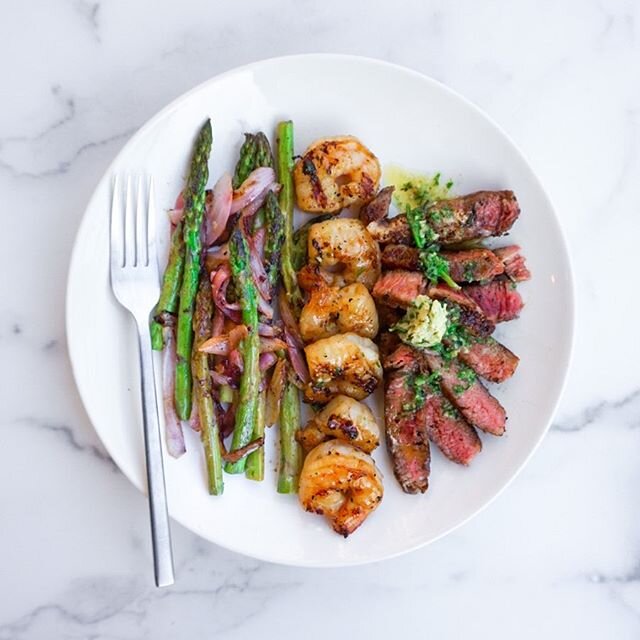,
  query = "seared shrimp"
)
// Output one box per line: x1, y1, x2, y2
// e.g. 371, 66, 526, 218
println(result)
304, 333, 382, 403
294, 136, 381, 213
308, 218, 381, 290
299, 282, 379, 342
297, 395, 380, 453
298, 441, 383, 536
